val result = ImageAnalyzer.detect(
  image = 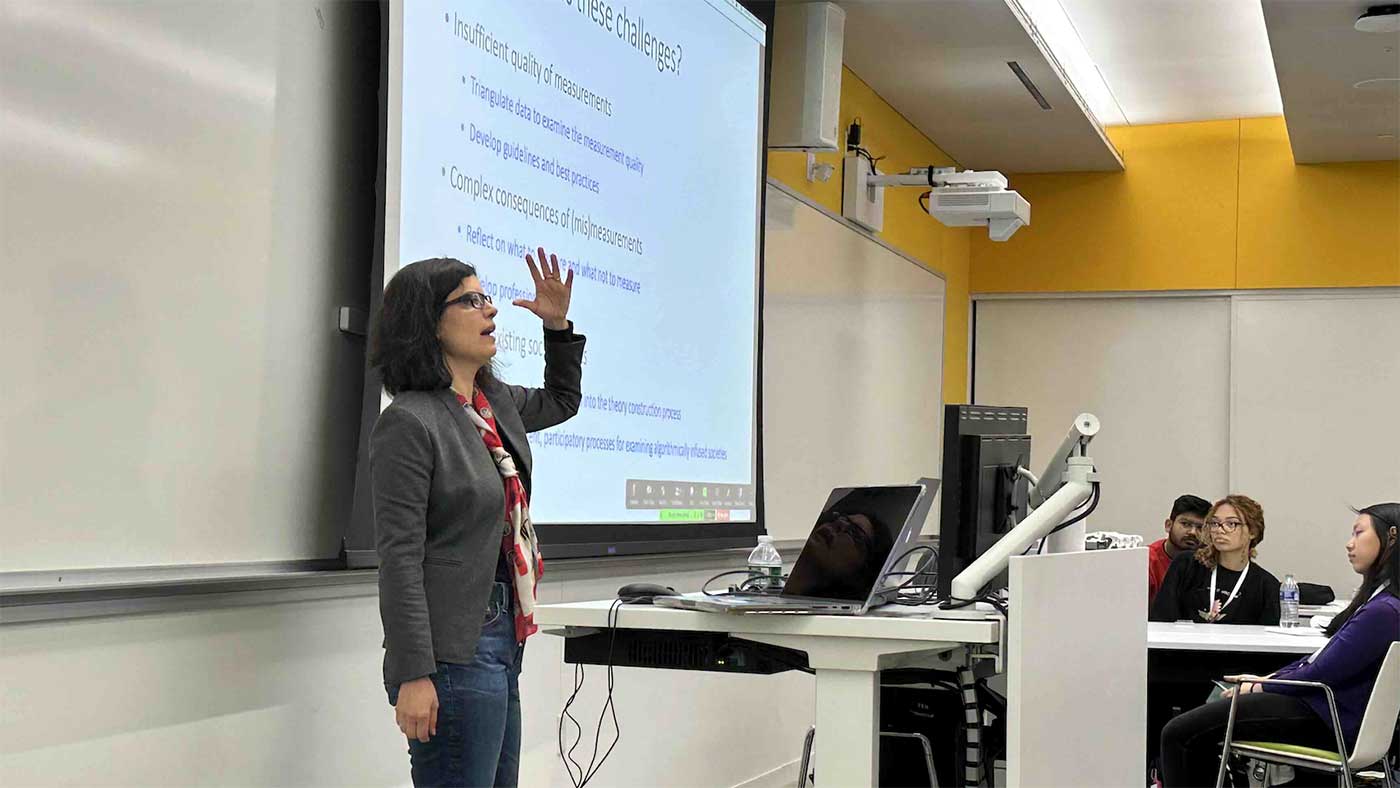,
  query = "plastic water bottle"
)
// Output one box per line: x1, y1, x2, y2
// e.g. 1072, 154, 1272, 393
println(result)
1281, 574, 1300, 628
747, 535, 783, 593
